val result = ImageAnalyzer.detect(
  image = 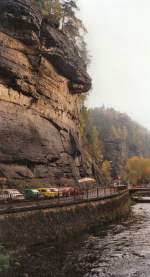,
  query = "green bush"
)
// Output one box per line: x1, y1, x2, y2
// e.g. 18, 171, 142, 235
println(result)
0, 245, 10, 272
